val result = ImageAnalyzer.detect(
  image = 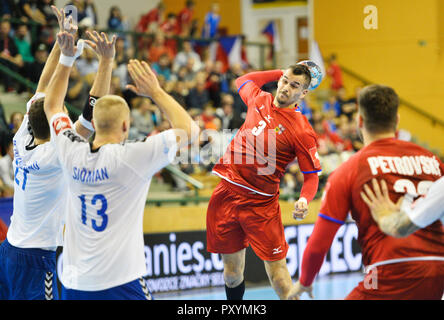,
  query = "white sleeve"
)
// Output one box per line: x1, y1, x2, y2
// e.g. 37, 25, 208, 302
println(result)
122, 129, 178, 179
49, 112, 85, 166
404, 177, 444, 228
